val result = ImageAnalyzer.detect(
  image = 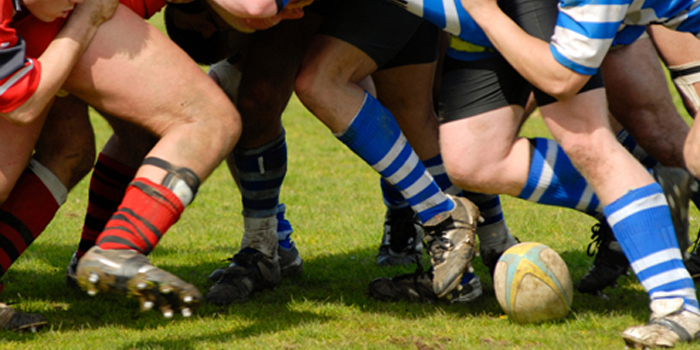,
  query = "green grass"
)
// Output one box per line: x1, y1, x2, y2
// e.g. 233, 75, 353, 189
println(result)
2, 15, 699, 350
